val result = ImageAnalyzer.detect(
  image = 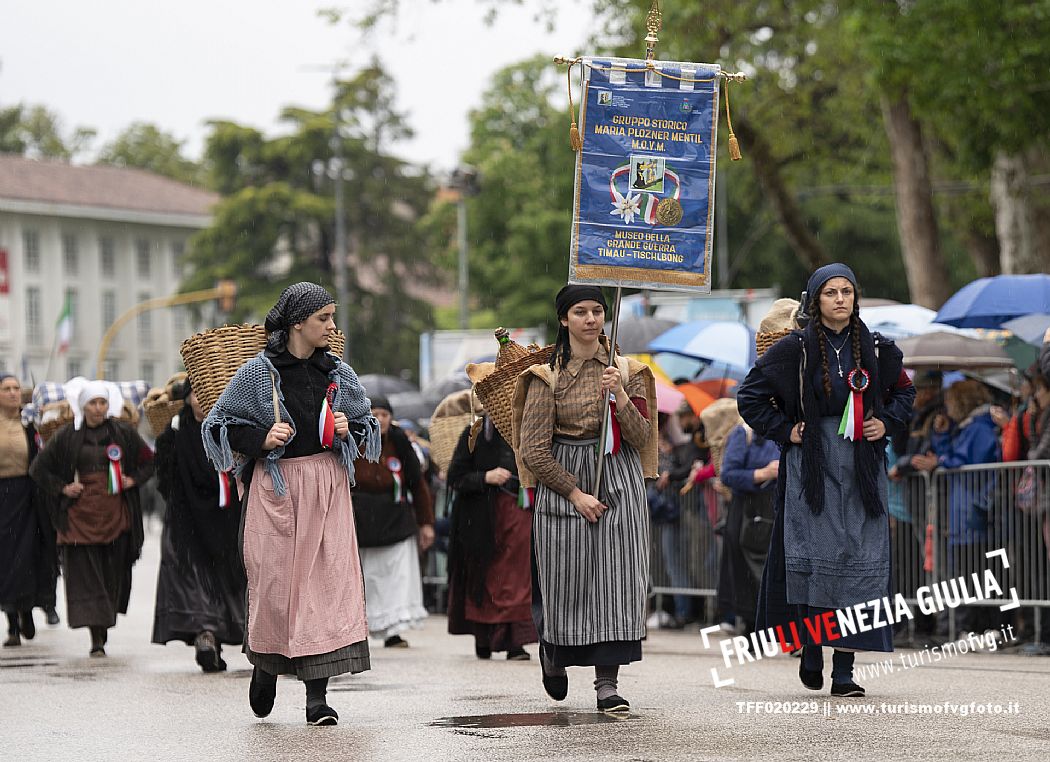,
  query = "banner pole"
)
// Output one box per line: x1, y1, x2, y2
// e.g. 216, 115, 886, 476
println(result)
594, 286, 622, 499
